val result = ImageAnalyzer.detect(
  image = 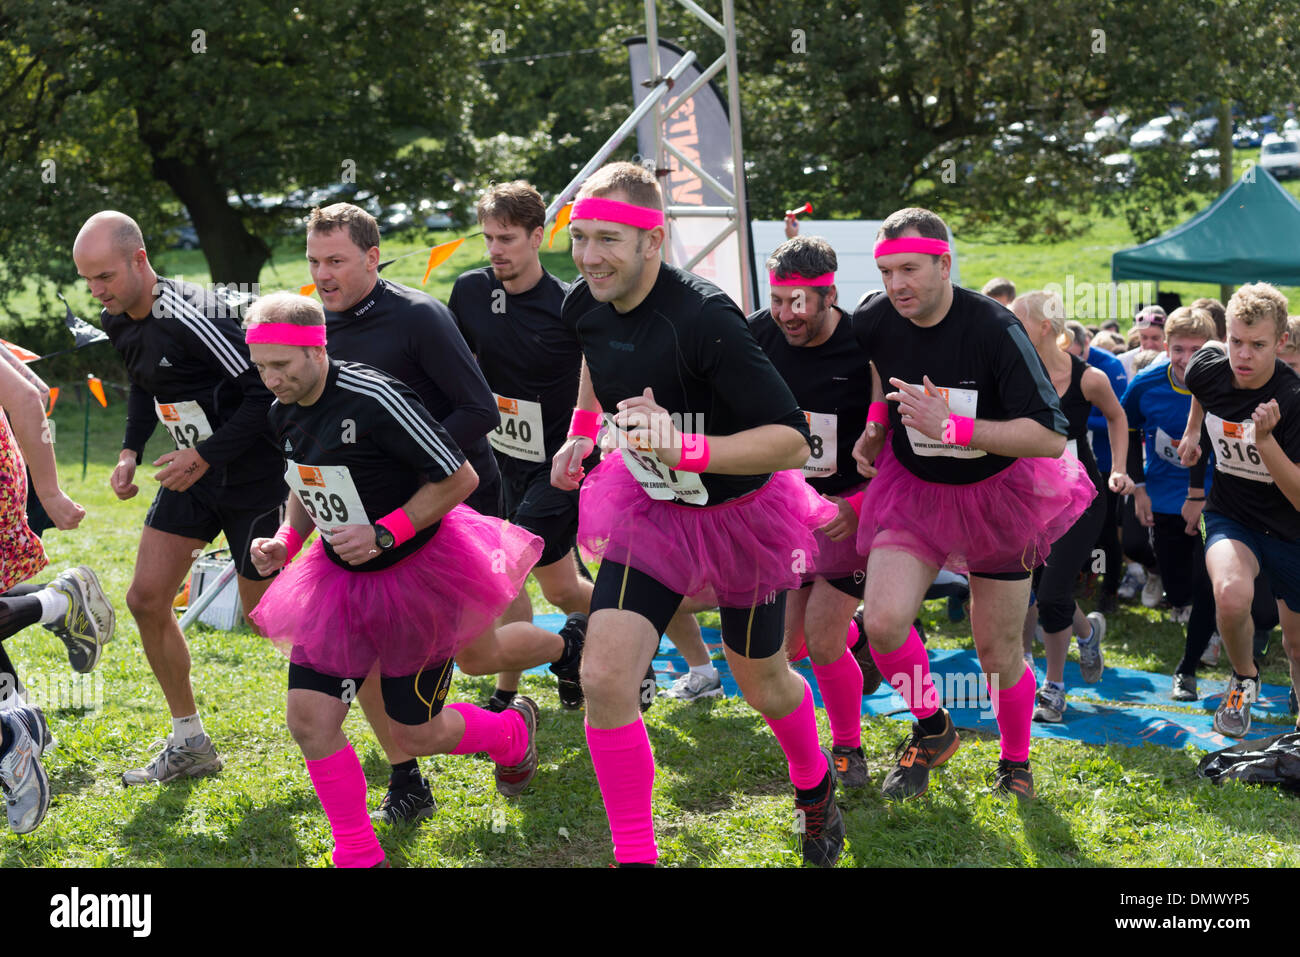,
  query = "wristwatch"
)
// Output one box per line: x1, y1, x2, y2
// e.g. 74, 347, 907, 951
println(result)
373, 523, 396, 551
